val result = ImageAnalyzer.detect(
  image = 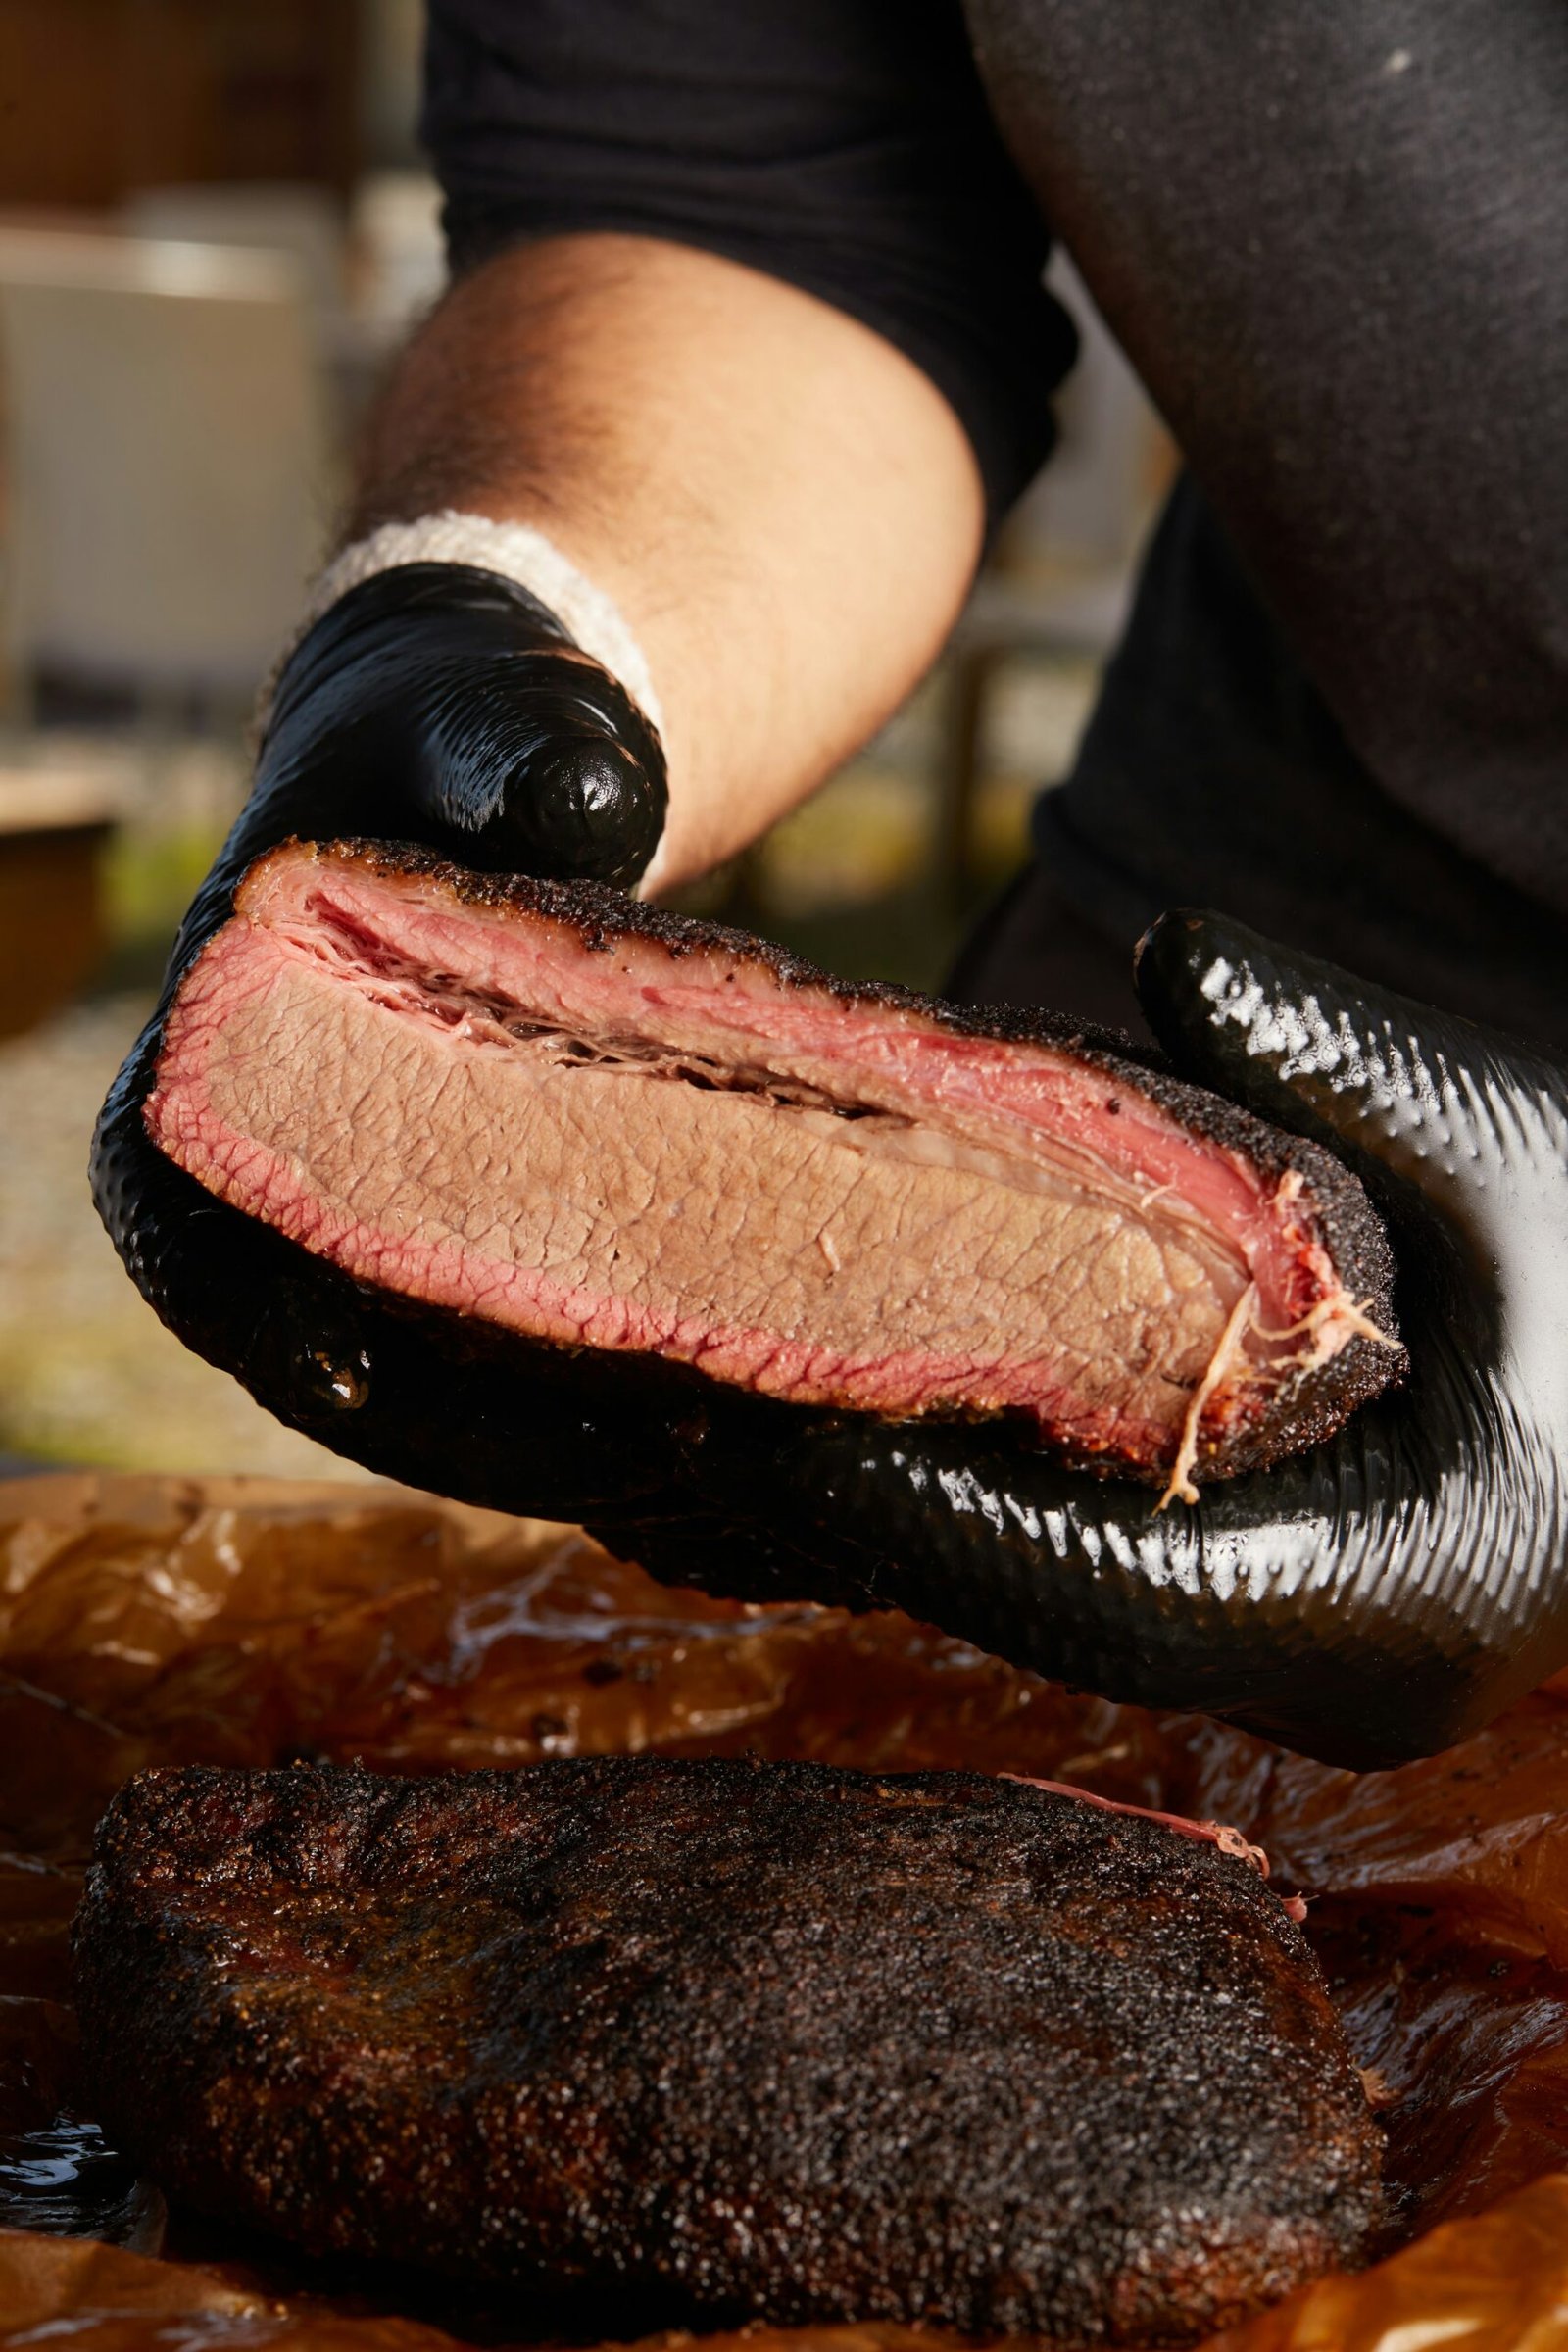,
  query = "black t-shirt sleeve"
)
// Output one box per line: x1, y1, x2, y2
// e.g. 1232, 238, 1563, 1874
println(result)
420, 0, 1075, 522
